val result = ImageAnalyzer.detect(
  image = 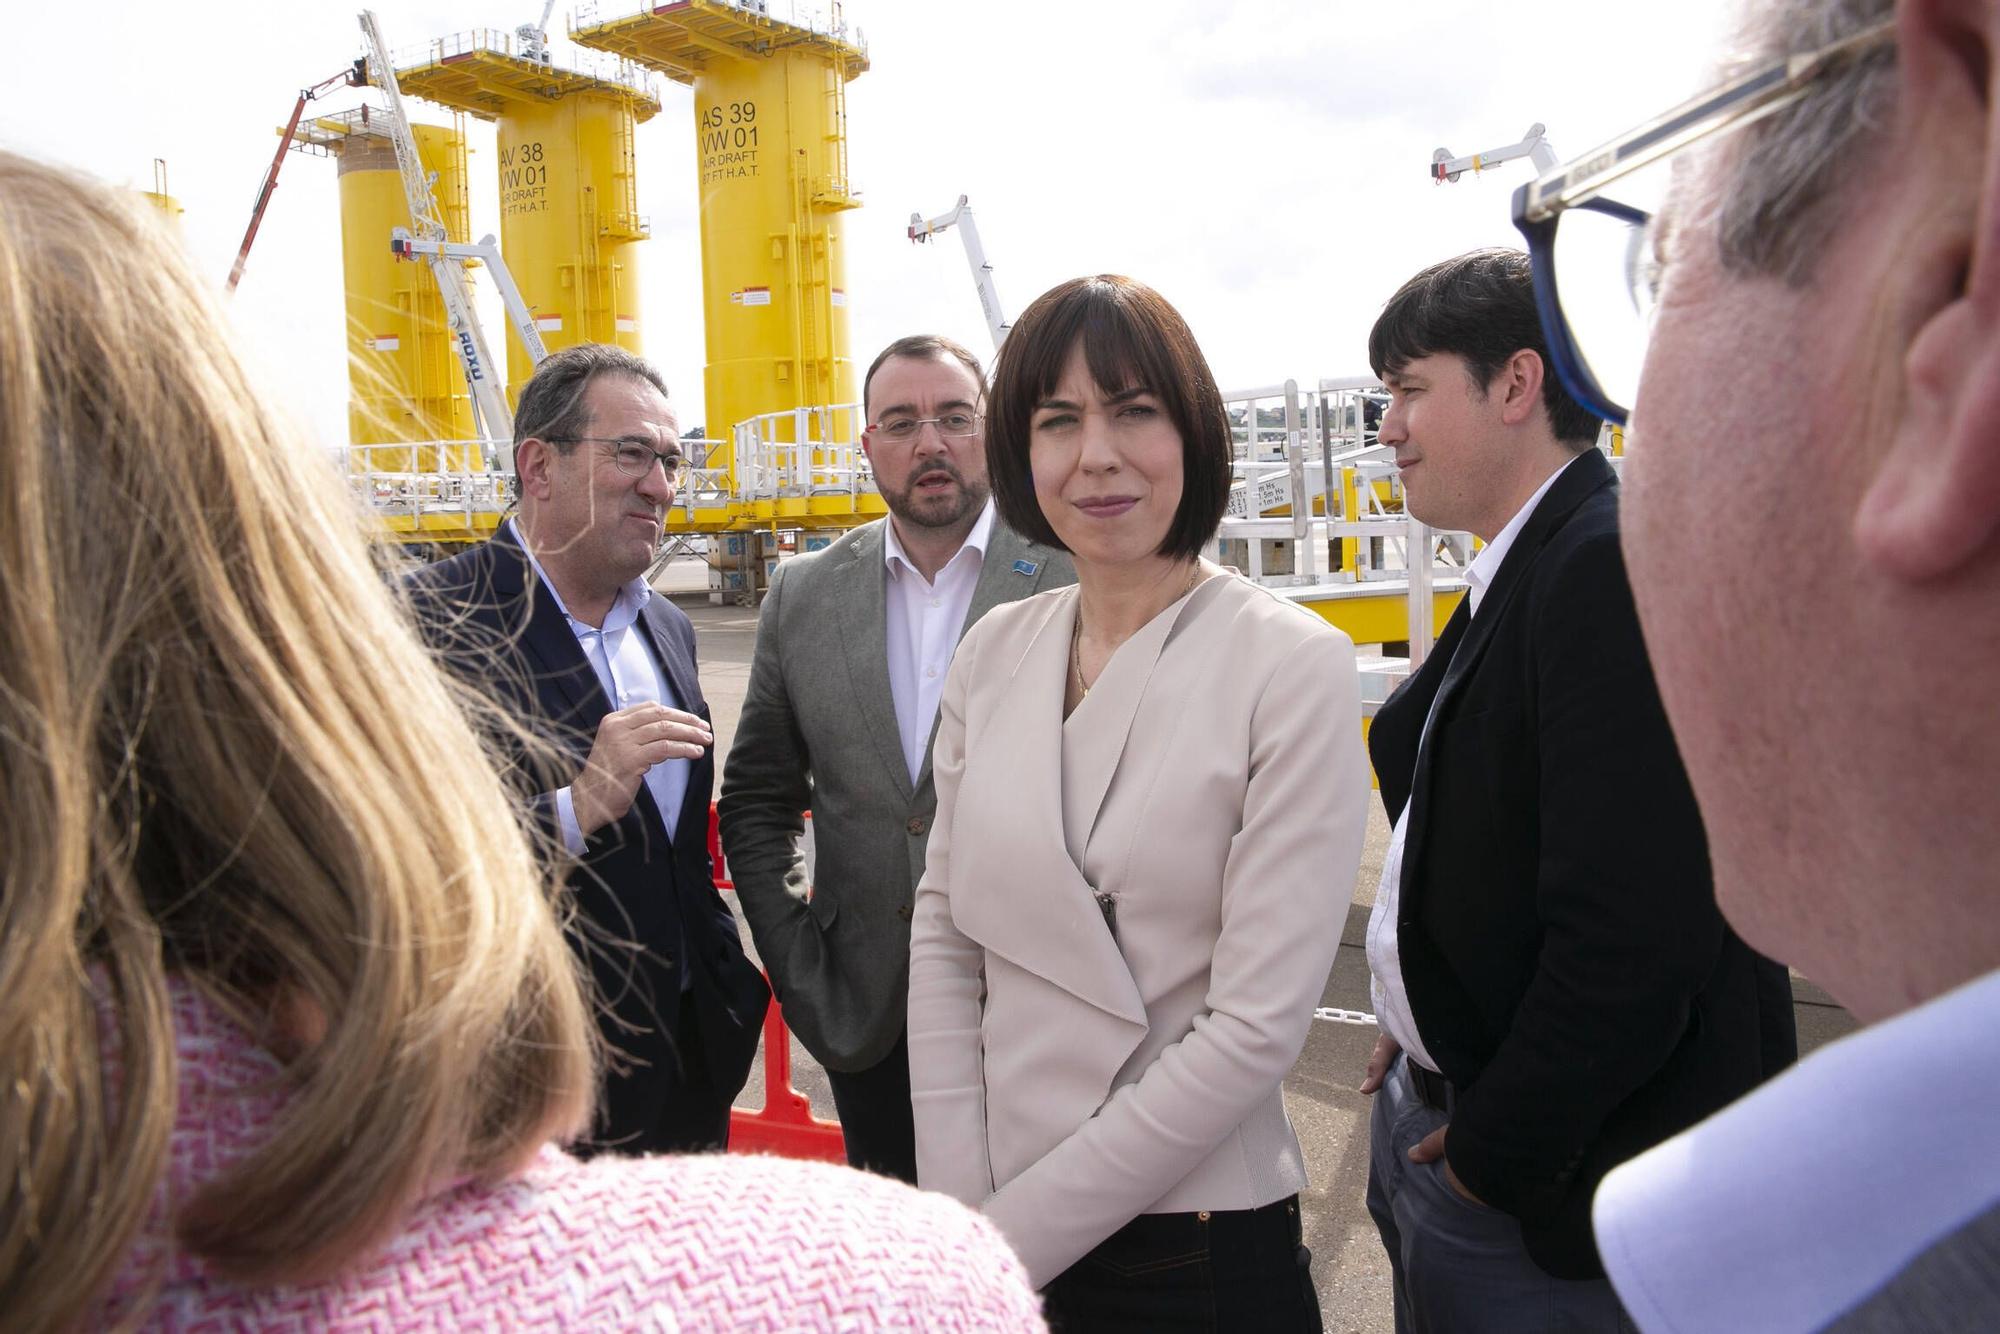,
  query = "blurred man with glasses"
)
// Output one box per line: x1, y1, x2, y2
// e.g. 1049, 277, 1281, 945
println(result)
409, 342, 769, 1156
721, 335, 1071, 1181
1357, 251, 1796, 1331
1510, 2, 2000, 1326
